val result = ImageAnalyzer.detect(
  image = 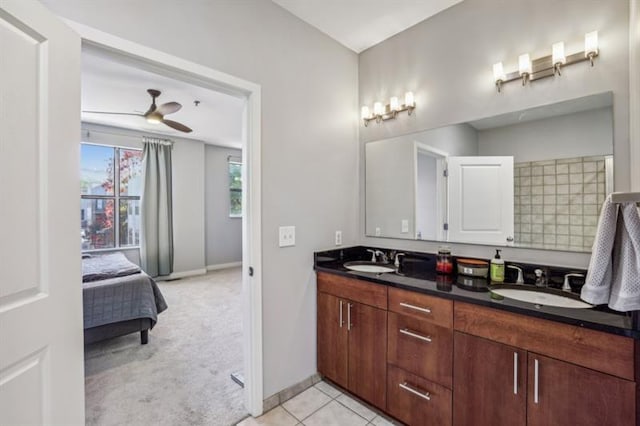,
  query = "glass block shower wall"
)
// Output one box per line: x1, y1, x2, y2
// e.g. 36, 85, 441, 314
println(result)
514, 155, 608, 252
